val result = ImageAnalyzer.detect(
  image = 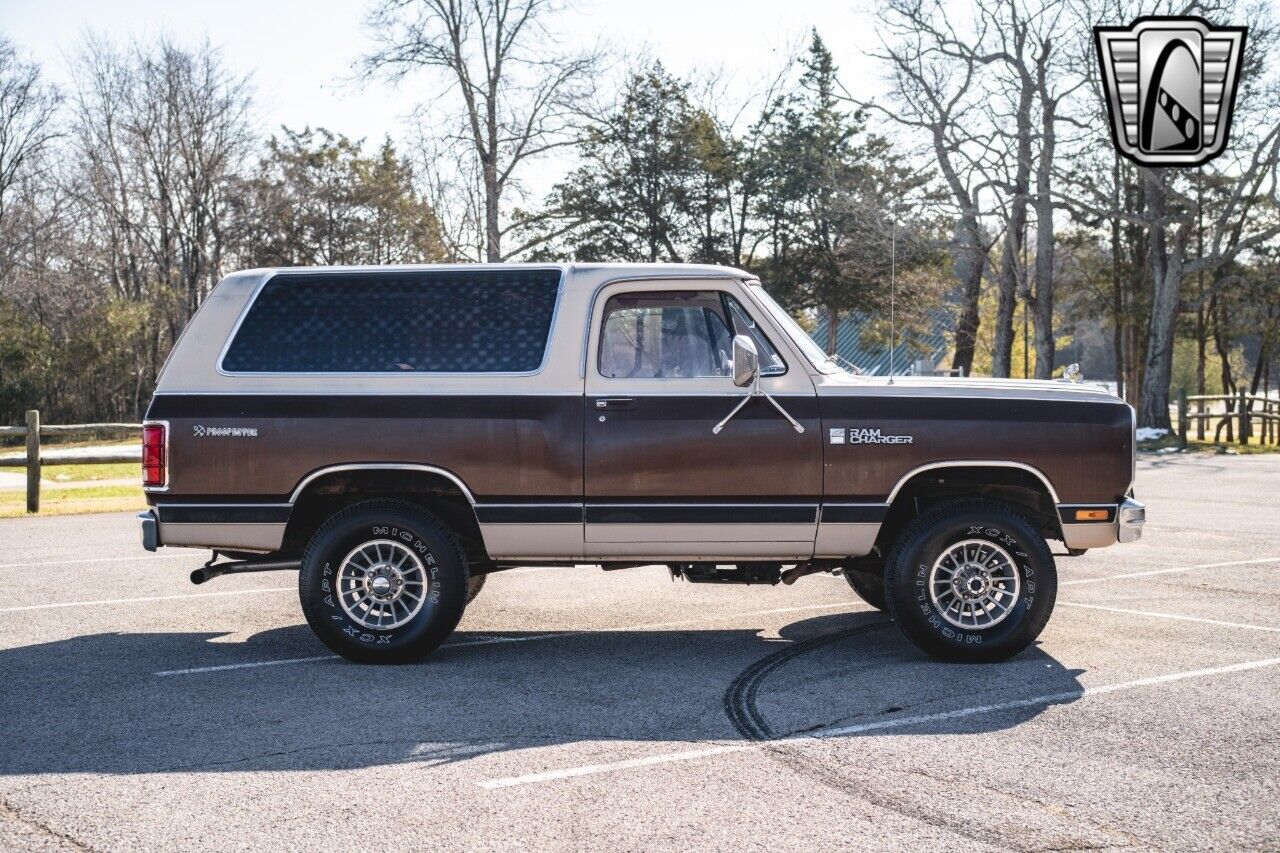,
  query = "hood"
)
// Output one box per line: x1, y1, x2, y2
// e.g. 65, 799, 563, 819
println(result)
817, 372, 1124, 405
